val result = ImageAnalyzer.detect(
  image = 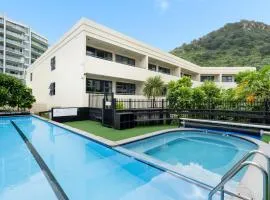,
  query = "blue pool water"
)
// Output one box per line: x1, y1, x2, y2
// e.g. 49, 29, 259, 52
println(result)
0, 116, 220, 200
123, 131, 257, 187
